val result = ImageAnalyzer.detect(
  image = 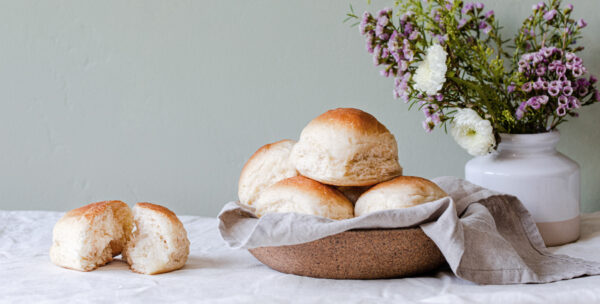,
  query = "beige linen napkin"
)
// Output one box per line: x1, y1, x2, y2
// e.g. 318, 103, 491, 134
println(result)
218, 176, 600, 284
